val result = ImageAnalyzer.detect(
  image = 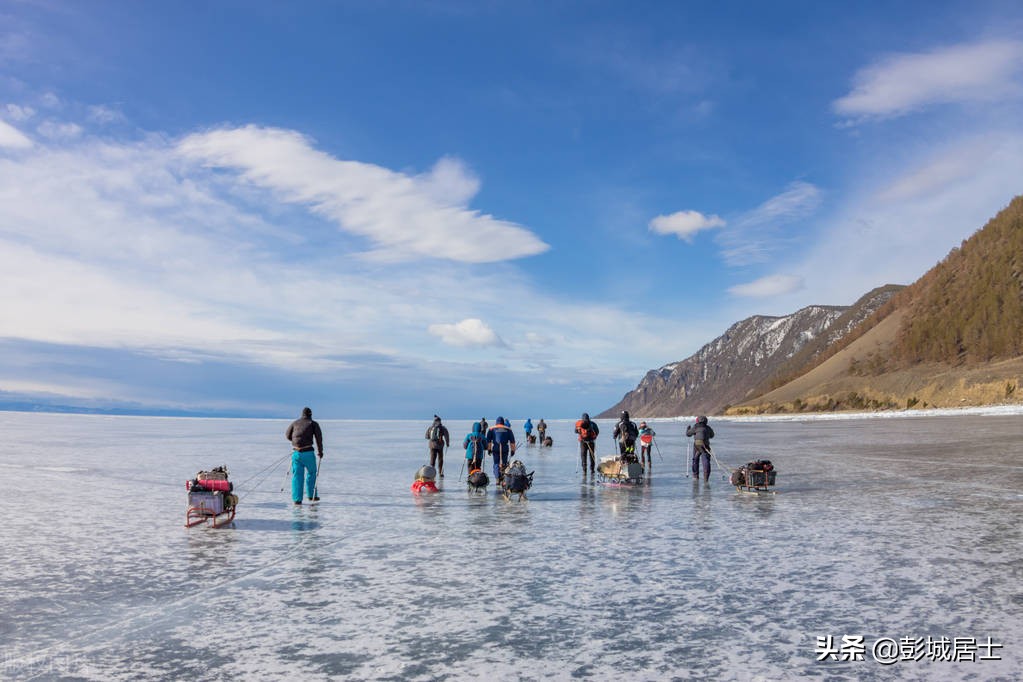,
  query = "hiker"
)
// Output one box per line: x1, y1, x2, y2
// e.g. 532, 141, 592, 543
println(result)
638, 421, 656, 467
575, 412, 599, 474
537, 418, 547, 443
462, 421, 487, 470
613, 410, 639, 456
486, 416, 516, 482
425, 415, 450, 478
285, 406, 324, 505
524, 418, 534, 442
480, 417, 489, 438
686, 415, 715, 481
